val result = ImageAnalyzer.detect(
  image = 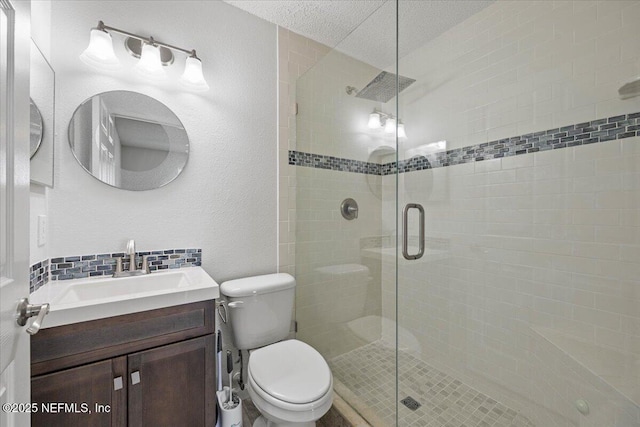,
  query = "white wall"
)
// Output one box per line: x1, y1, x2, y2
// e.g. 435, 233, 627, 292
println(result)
47, 1, 278, 282
29, 0, 52, 265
